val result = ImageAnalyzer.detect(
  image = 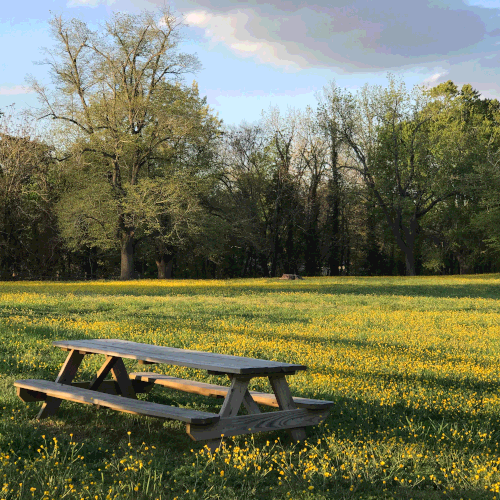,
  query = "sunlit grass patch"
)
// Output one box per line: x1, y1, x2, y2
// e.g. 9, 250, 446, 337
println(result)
1, 275, 500, 498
